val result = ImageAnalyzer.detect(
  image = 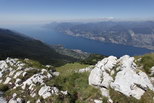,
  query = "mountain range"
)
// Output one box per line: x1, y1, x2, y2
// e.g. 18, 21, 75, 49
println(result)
47, 21, 154, 50
0, 27, 154, 103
